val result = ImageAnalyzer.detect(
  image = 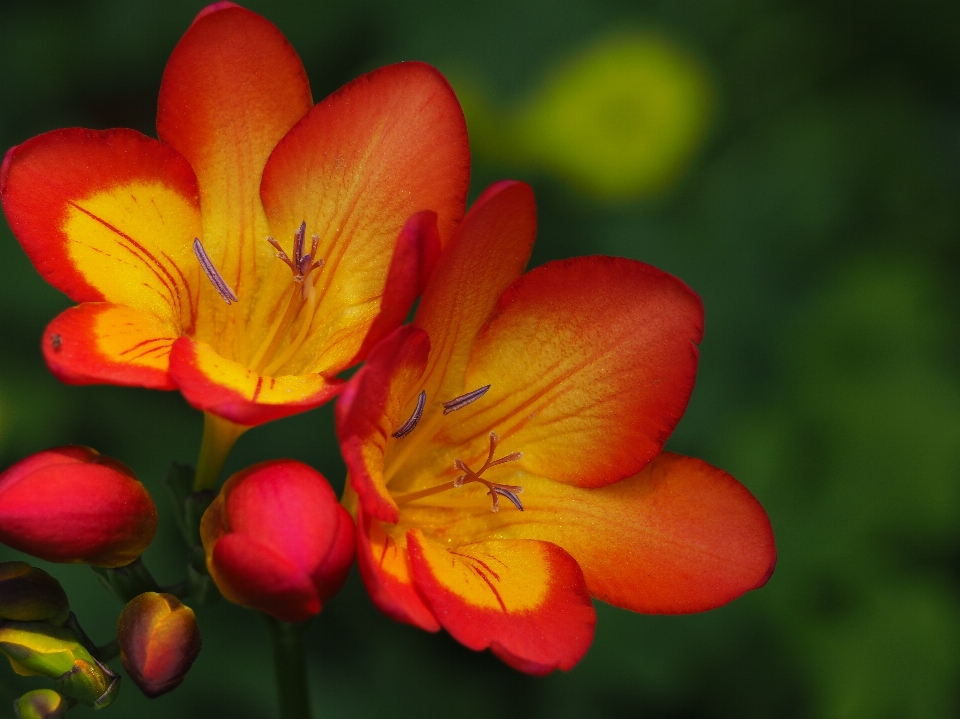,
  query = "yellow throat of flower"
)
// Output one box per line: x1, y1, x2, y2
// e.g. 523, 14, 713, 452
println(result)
194, 221, 325, 377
